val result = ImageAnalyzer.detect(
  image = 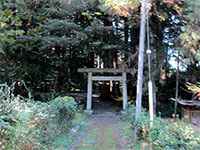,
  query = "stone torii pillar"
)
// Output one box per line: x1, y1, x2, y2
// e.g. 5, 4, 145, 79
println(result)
87, 72, 92, 111
122, 72, 128, 110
